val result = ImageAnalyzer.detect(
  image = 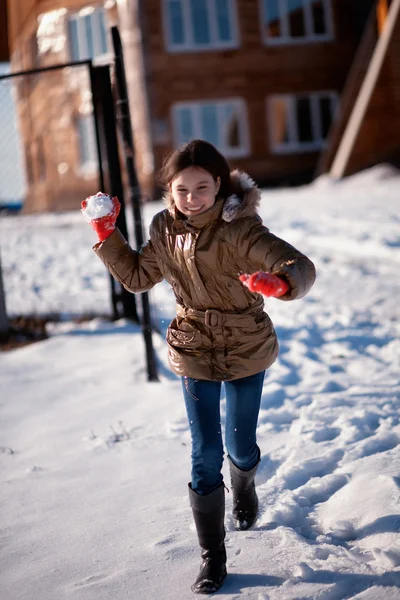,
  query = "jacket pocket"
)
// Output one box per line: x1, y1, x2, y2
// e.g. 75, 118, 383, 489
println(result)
228, 313, 278, 363
166, 320, 202, 349
236, 314, 273, 337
